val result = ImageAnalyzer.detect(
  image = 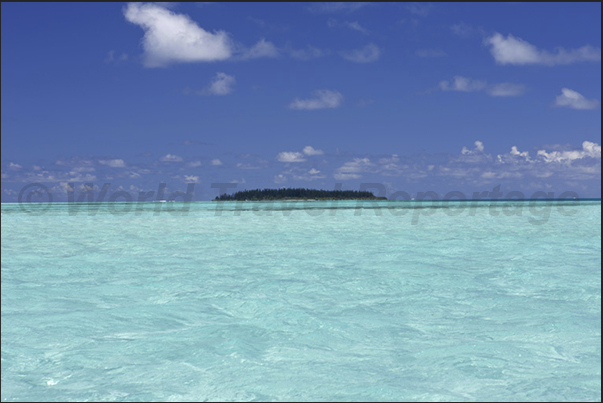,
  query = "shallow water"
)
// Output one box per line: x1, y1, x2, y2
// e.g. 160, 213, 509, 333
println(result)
1, 201, 601, 401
